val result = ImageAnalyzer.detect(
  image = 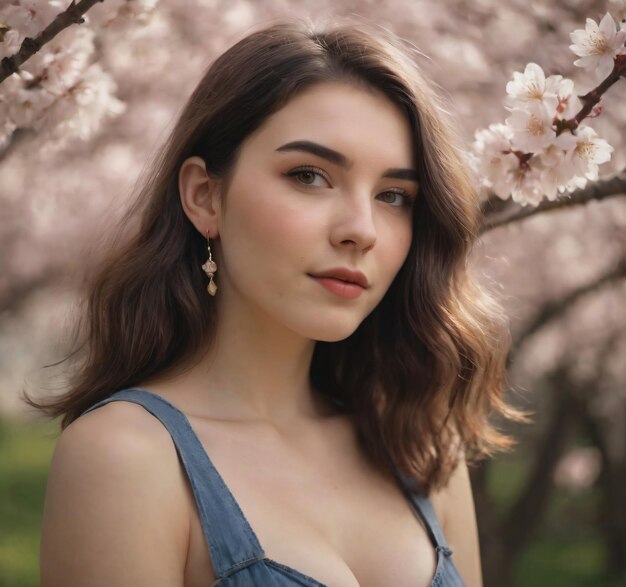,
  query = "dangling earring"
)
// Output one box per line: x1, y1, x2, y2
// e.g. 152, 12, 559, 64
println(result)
201, 229, 218, 296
